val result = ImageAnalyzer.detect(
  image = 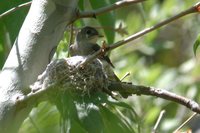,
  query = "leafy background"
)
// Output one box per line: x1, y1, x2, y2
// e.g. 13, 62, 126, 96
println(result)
0, 0, 200, 133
